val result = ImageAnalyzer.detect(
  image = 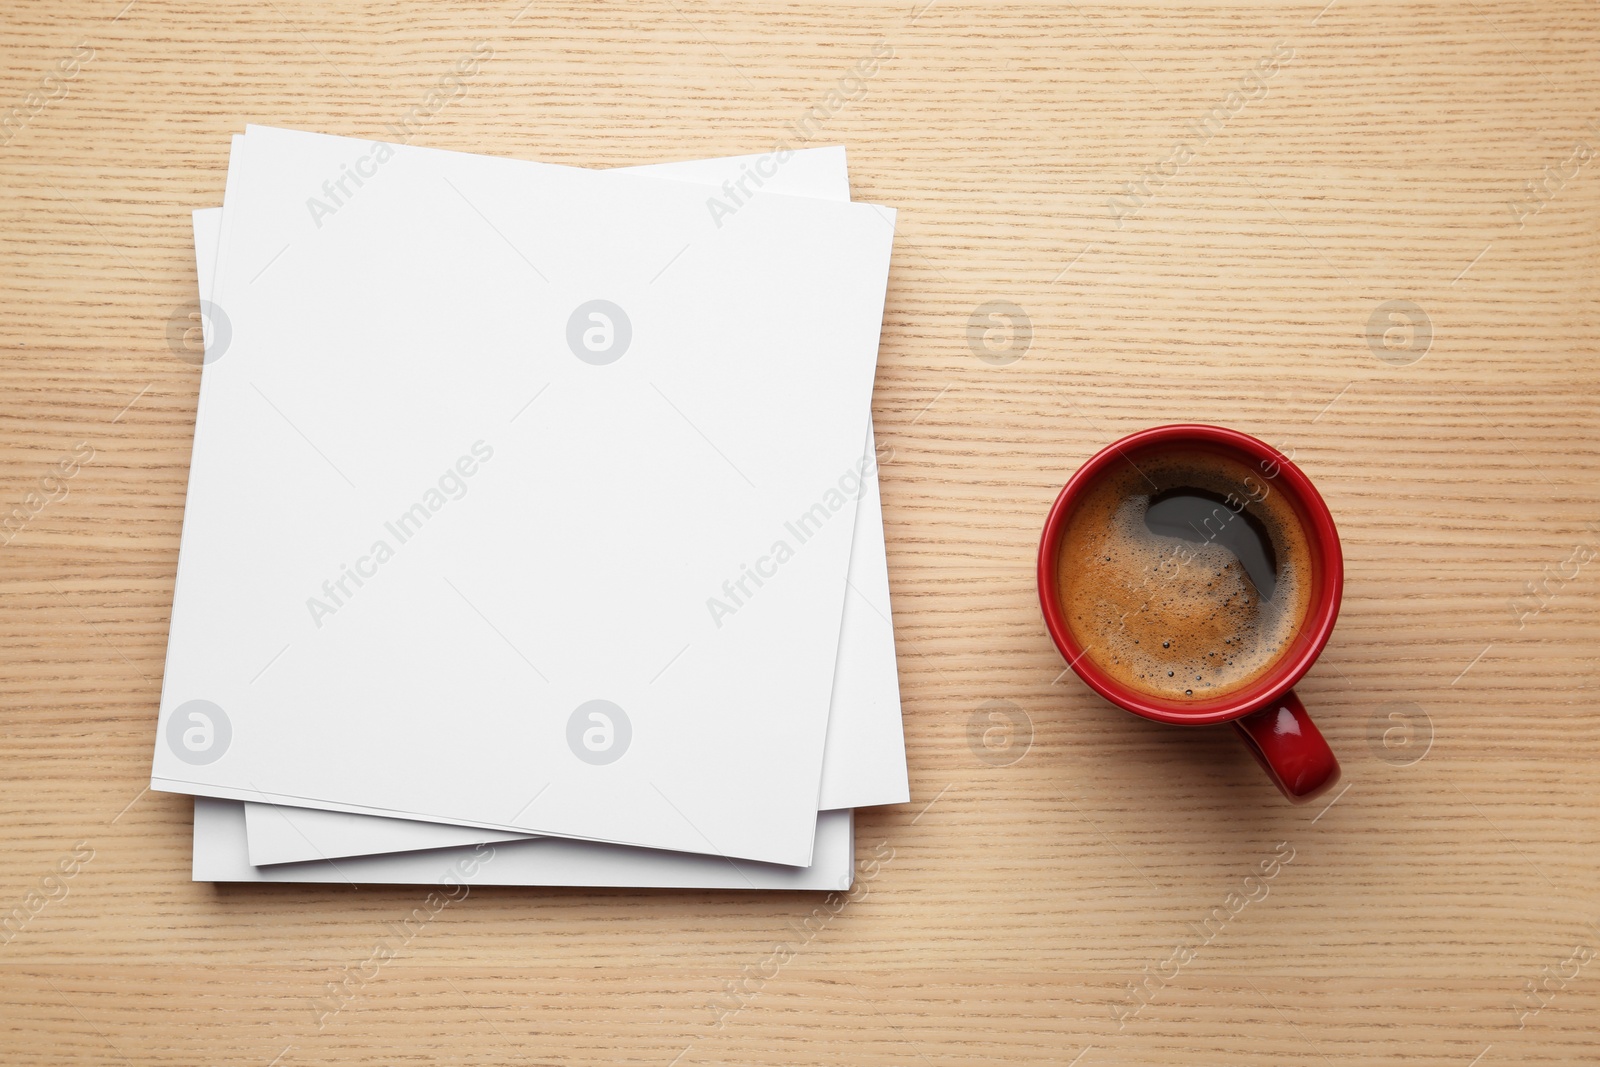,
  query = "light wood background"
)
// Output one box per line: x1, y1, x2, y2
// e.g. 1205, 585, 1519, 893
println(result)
2, 1, 1597, 1063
